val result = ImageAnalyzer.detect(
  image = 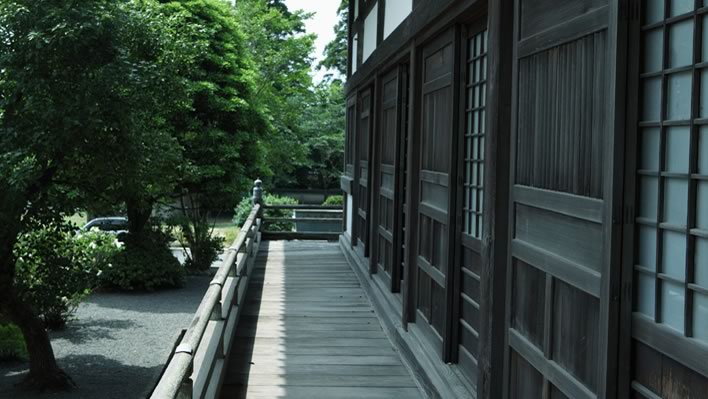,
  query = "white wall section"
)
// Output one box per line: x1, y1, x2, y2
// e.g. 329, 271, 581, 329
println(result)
384, 0, 412, 38
362, 3, 378, 62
